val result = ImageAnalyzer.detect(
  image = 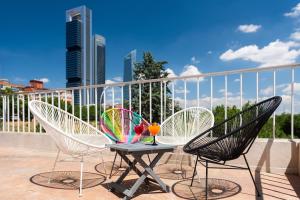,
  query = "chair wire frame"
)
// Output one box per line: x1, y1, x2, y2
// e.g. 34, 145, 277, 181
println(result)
183, 96, 282, 200
156, 107, 214, 178
29, 100, 112, 196
100, 108, 151, 178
